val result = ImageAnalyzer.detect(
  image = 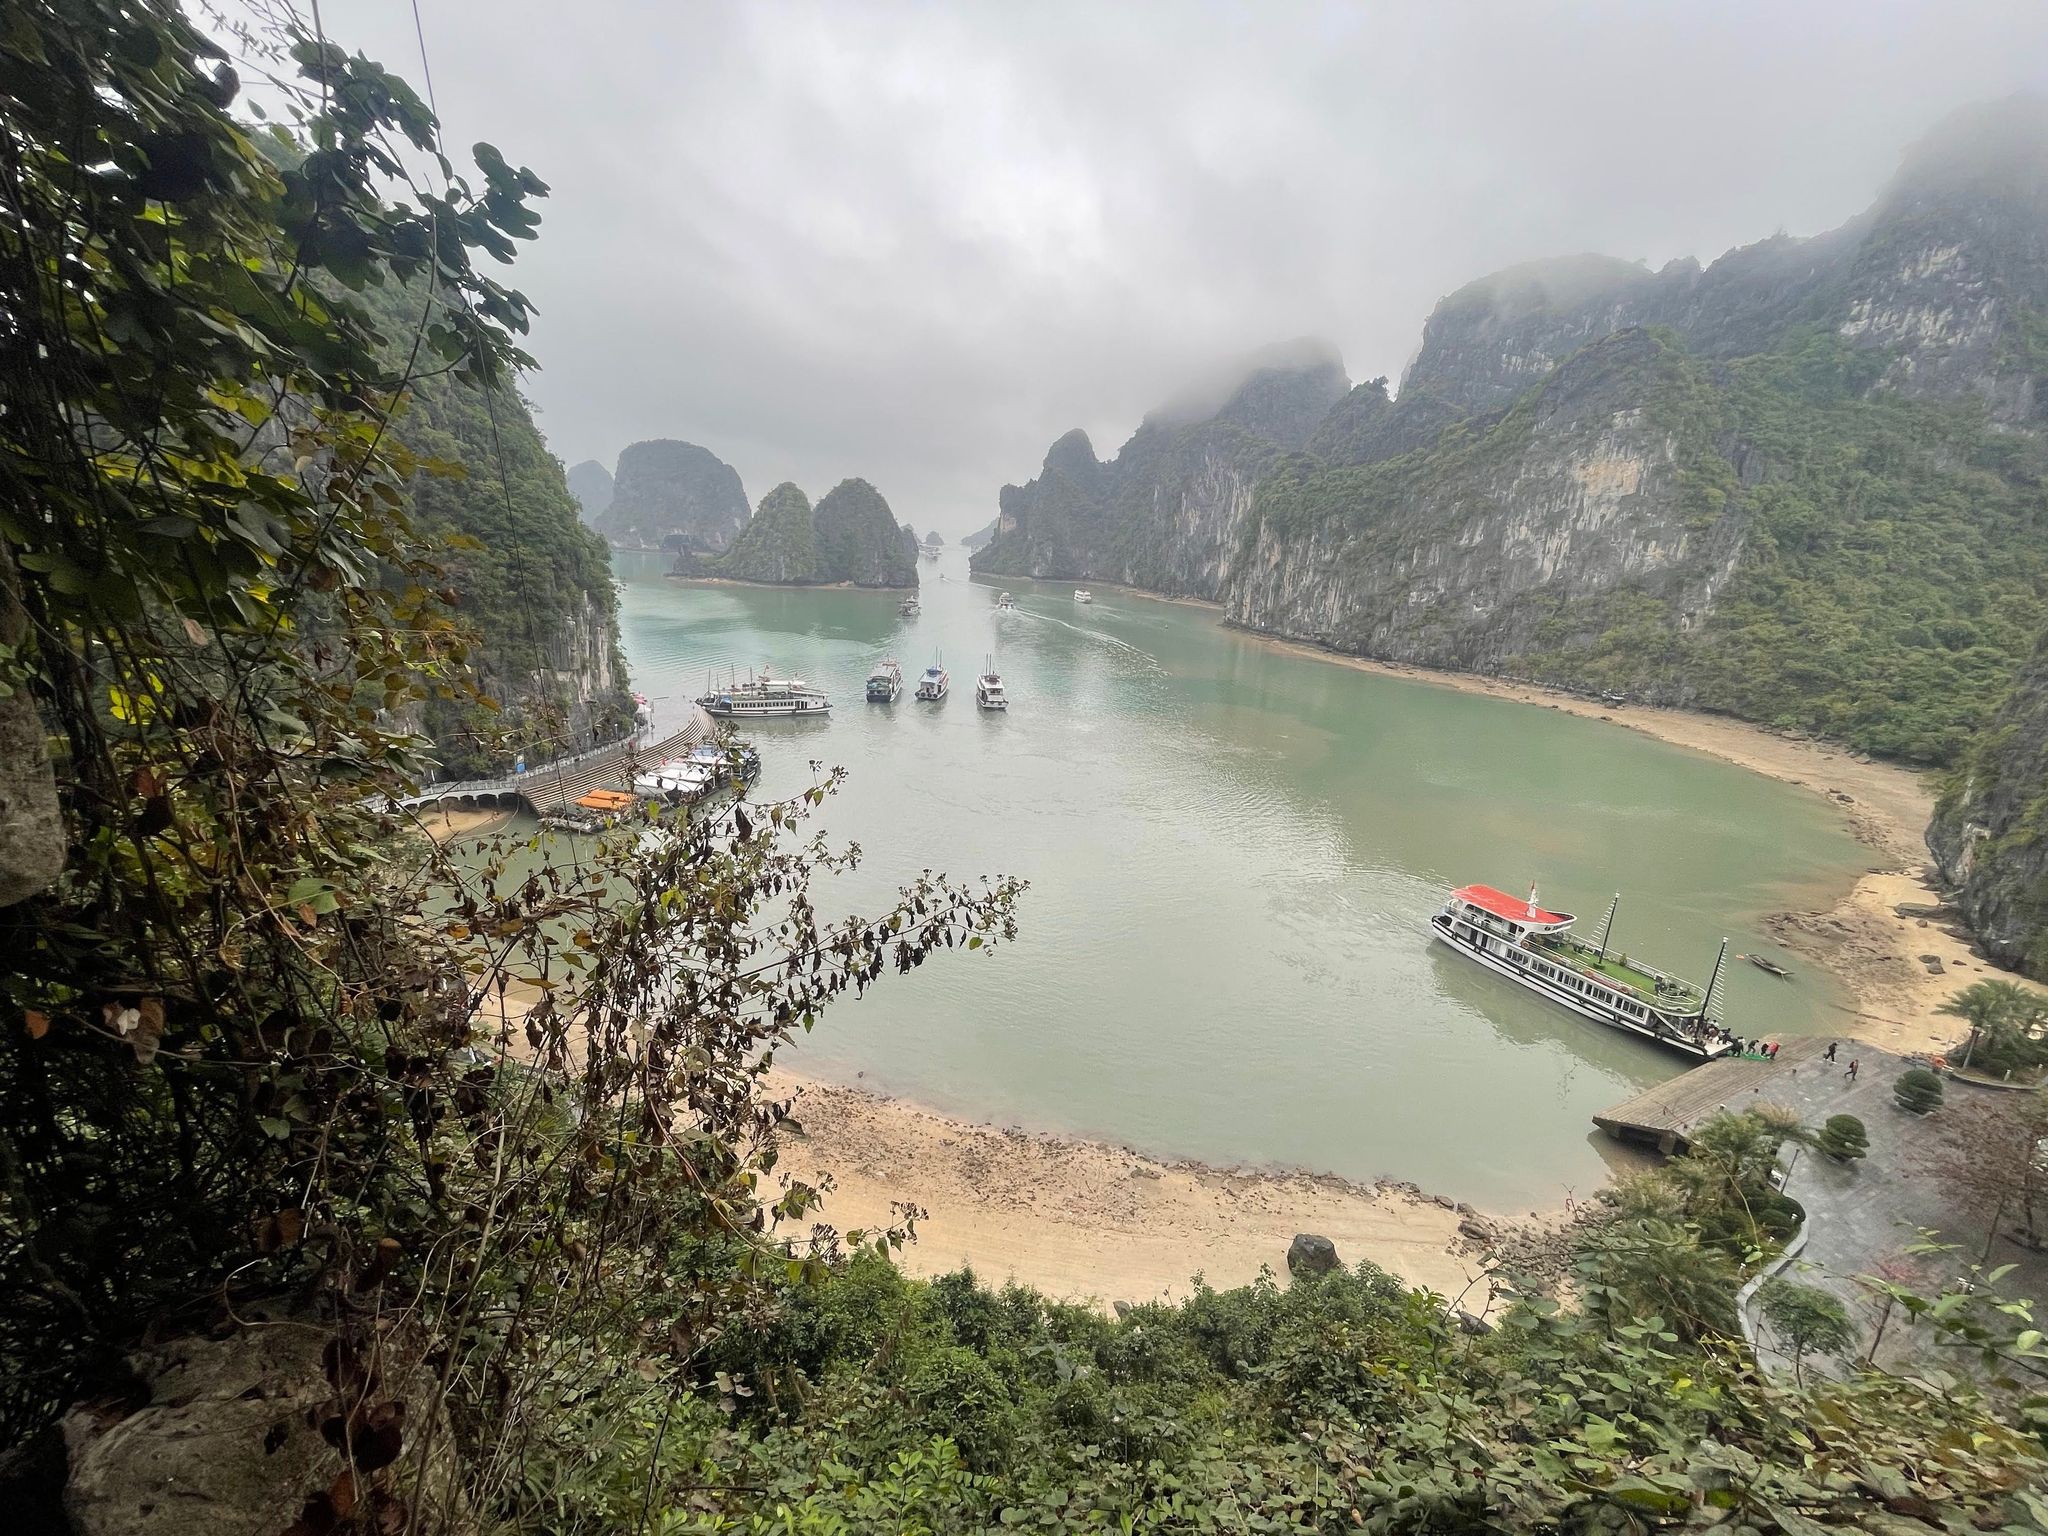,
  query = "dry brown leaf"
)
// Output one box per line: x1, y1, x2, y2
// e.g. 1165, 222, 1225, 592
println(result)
130, 997, 165, 1066
23, 1010, 48, 1040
